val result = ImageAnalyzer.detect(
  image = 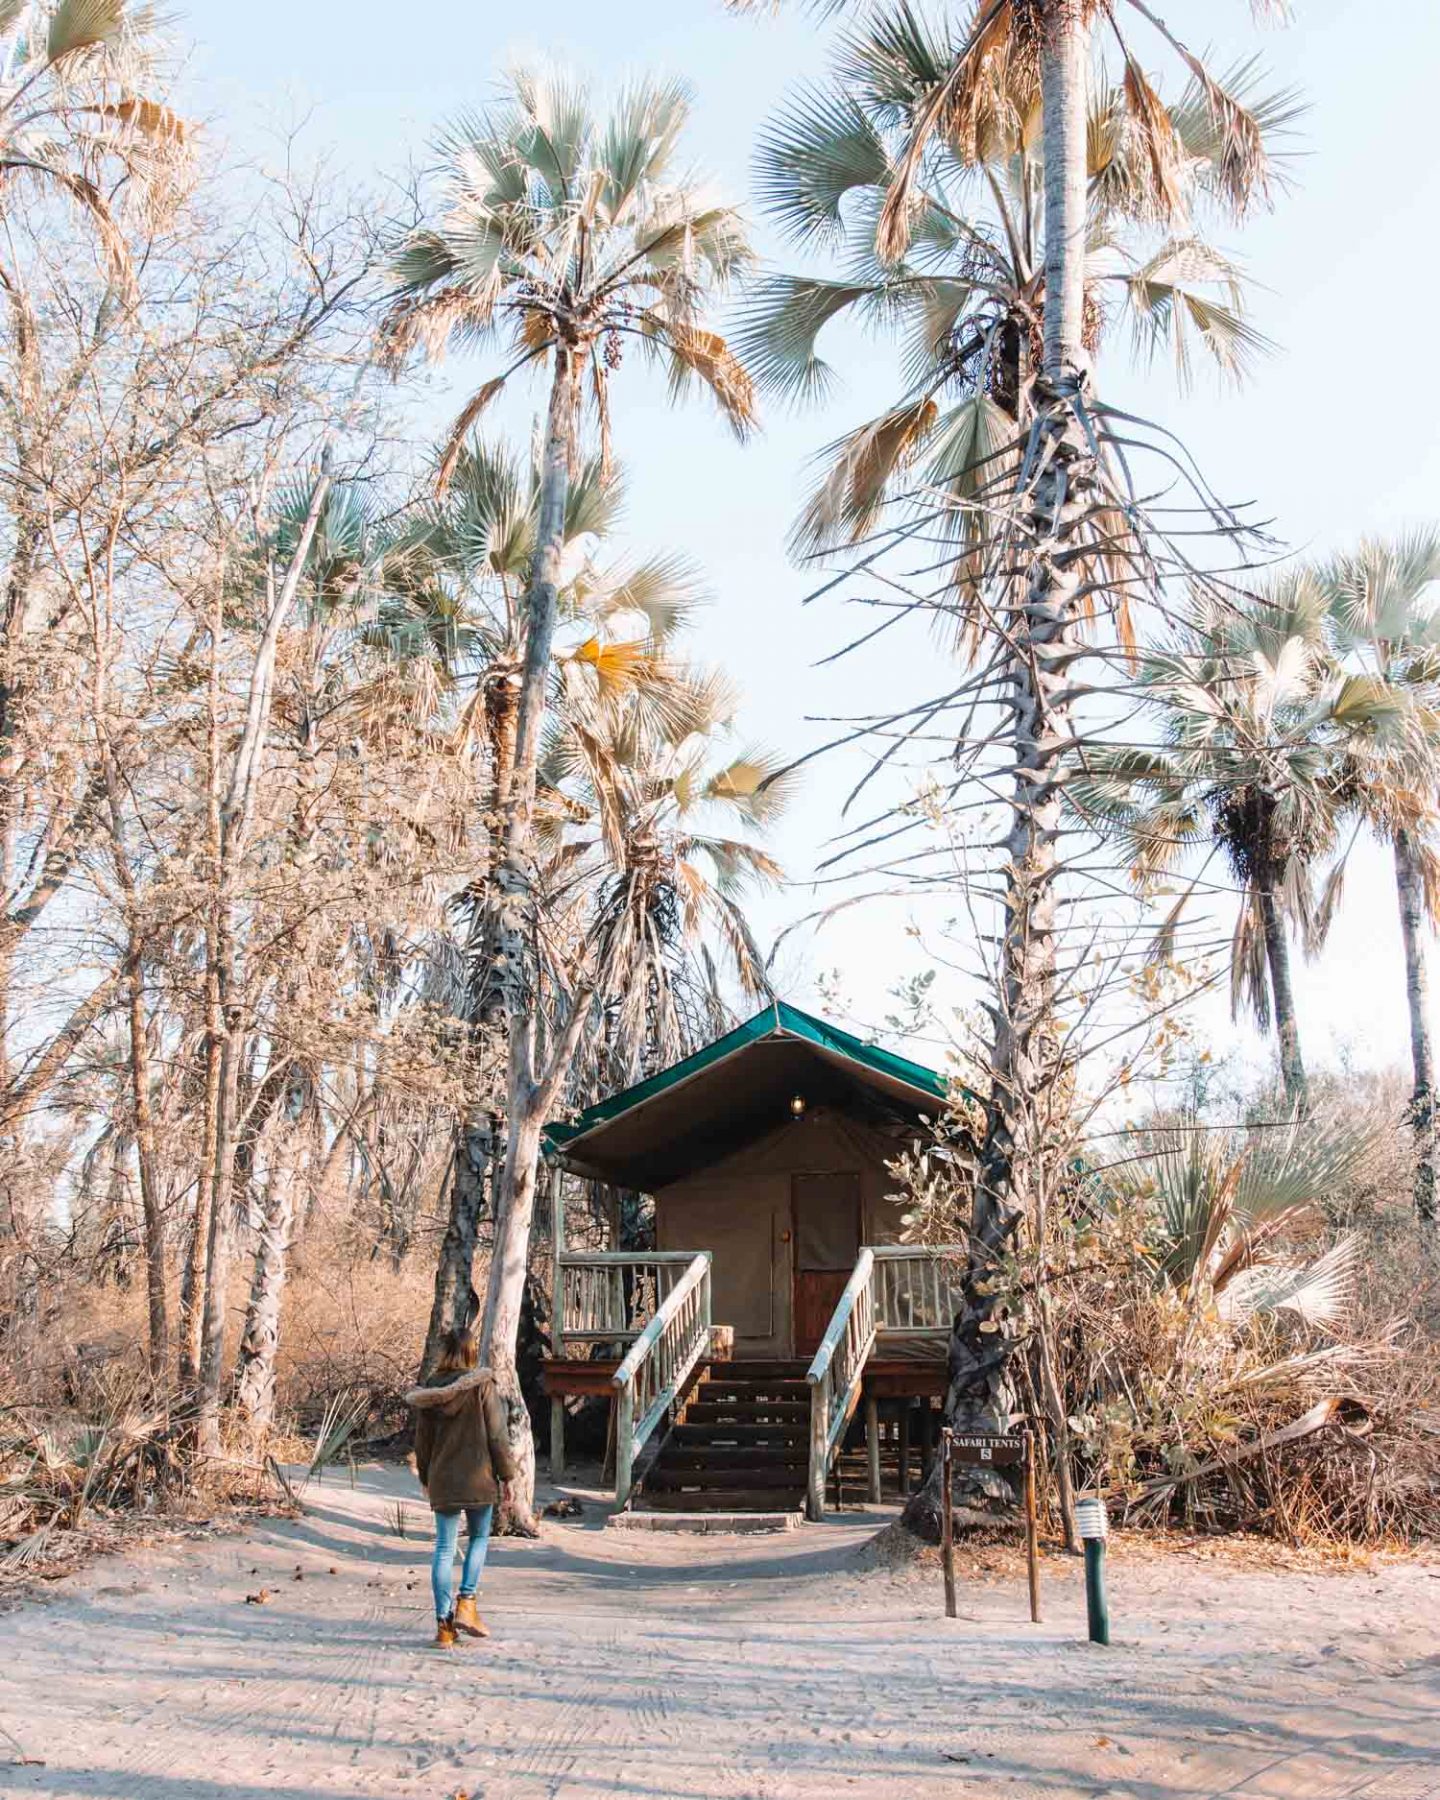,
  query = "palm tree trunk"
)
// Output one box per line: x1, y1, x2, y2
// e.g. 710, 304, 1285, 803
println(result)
421, 1129, 492, 1371
1393, 828, 1438, 1231
904, 0, 1094, 1540
1039, 0, 1089, 377
449, 342, 583, 1528
1260, 881, 1308, 1113
421, 665, 524, 1374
